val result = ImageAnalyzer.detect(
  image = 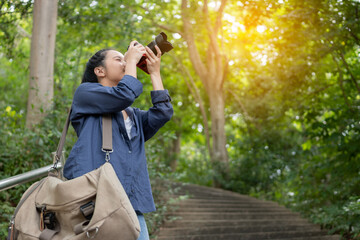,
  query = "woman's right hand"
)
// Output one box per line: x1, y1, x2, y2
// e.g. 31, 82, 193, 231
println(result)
124, 41, 146, 64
